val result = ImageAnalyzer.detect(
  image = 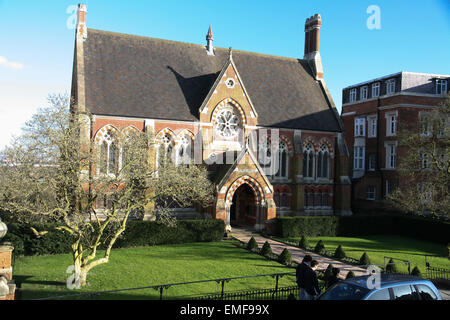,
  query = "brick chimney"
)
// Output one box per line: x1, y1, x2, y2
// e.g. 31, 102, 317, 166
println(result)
304, 14, 323, 80
76, 4, 88, 41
